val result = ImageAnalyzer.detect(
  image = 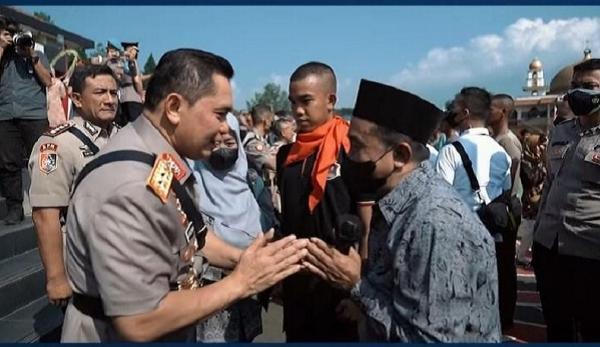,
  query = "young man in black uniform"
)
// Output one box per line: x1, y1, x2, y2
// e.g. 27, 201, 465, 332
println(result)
277, 62, 369, 341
